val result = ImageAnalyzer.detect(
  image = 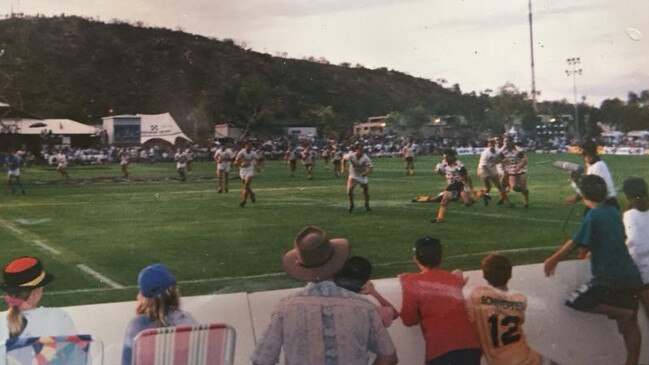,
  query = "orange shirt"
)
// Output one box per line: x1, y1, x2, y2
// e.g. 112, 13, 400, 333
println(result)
467, 285, 542, 365
400, 269, 480, 361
